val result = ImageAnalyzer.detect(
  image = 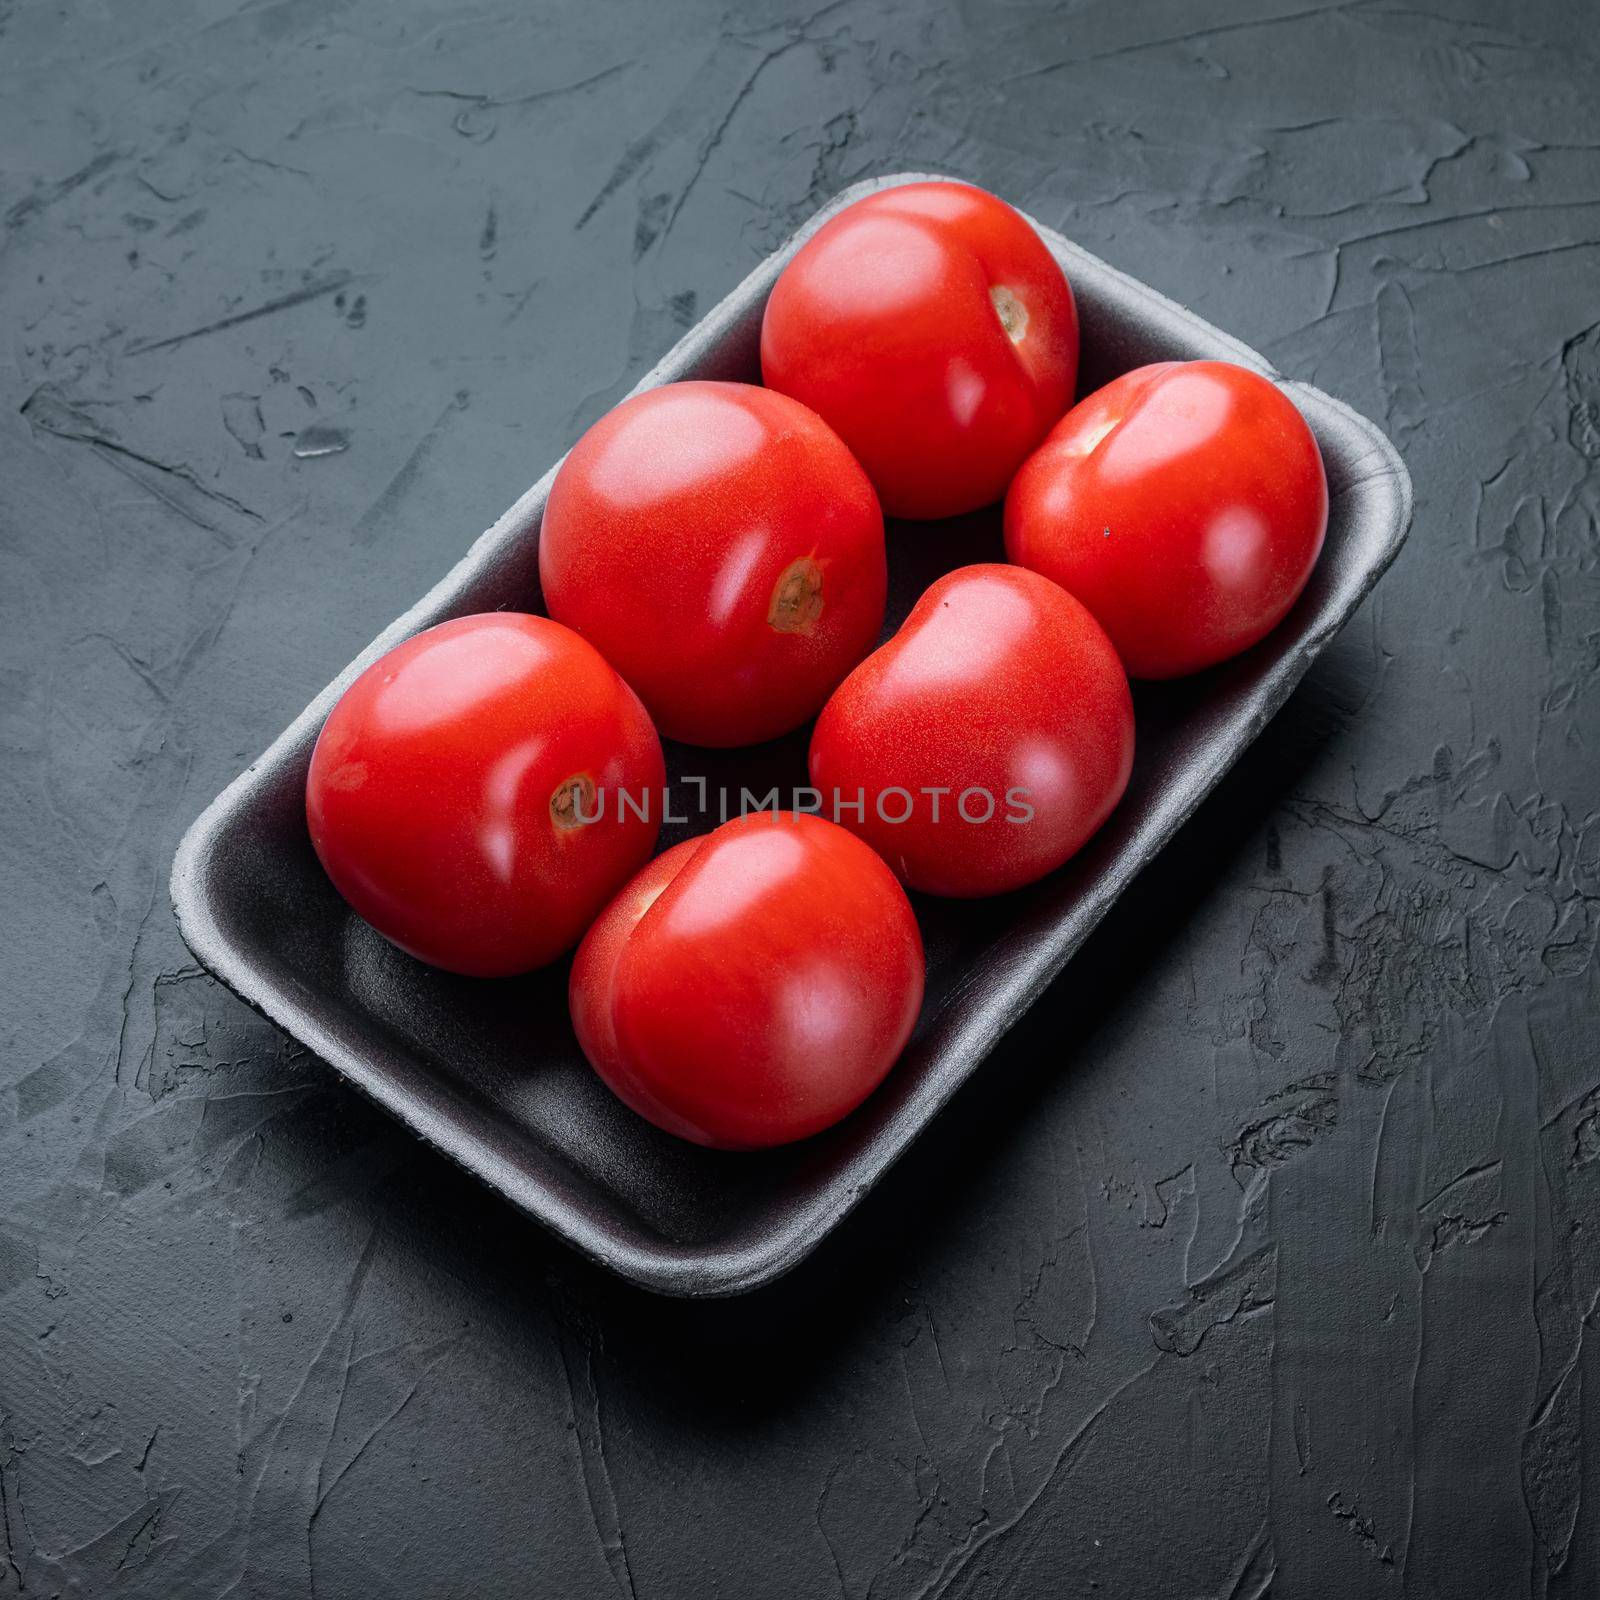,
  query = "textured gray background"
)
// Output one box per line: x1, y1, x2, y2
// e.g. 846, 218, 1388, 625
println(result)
2, 1, 1598, 1596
